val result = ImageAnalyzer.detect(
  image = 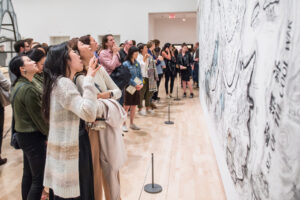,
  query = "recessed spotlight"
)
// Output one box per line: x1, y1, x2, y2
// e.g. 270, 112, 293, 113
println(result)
182, 18, 186, 22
